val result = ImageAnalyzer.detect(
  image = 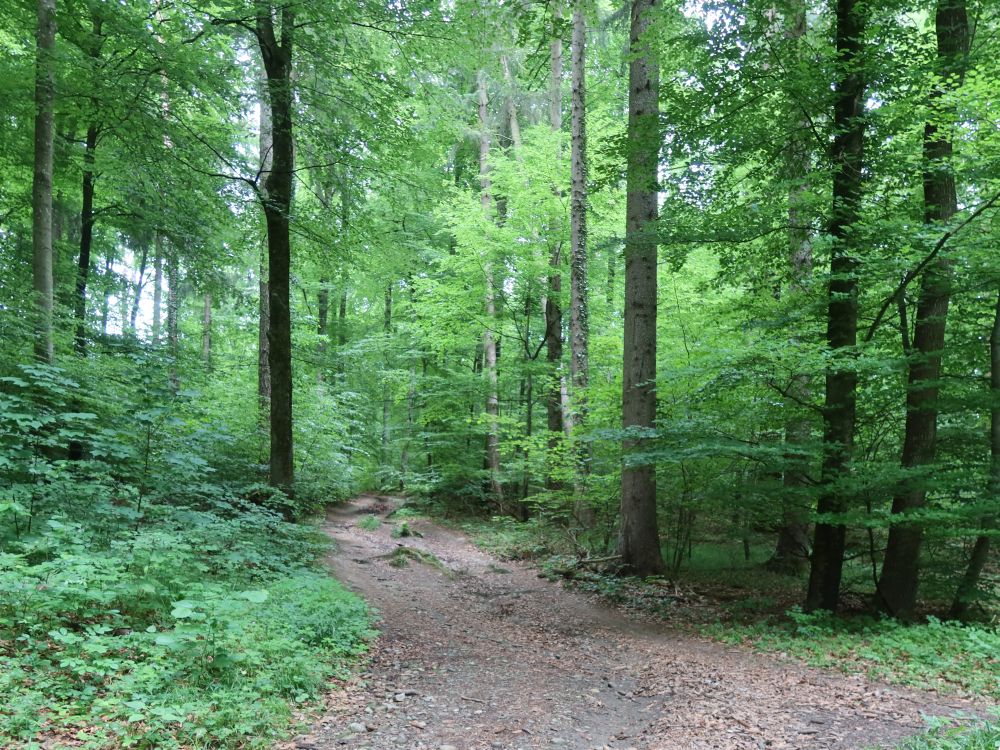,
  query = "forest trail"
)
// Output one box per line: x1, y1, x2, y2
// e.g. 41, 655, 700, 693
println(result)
295, 496, 982, 750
